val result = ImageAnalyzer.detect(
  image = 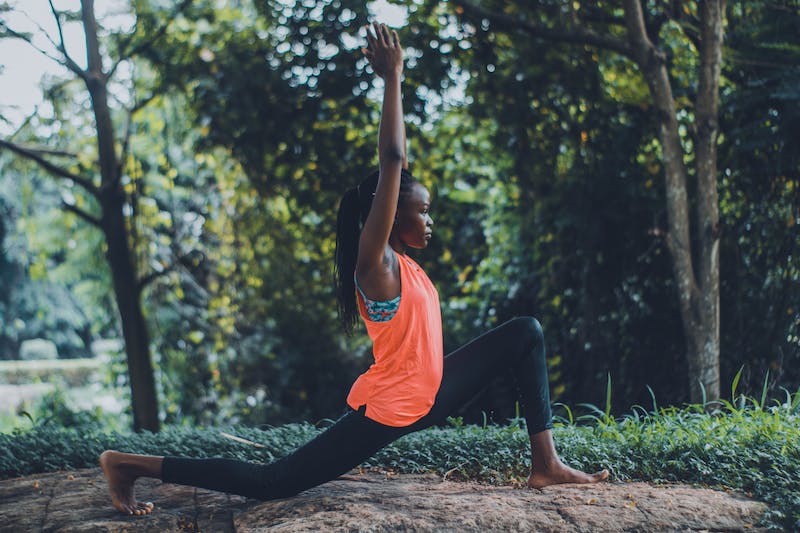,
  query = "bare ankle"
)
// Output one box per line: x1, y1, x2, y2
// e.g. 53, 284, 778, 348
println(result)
532, 456, 560, 472
102, 450, 163, 480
